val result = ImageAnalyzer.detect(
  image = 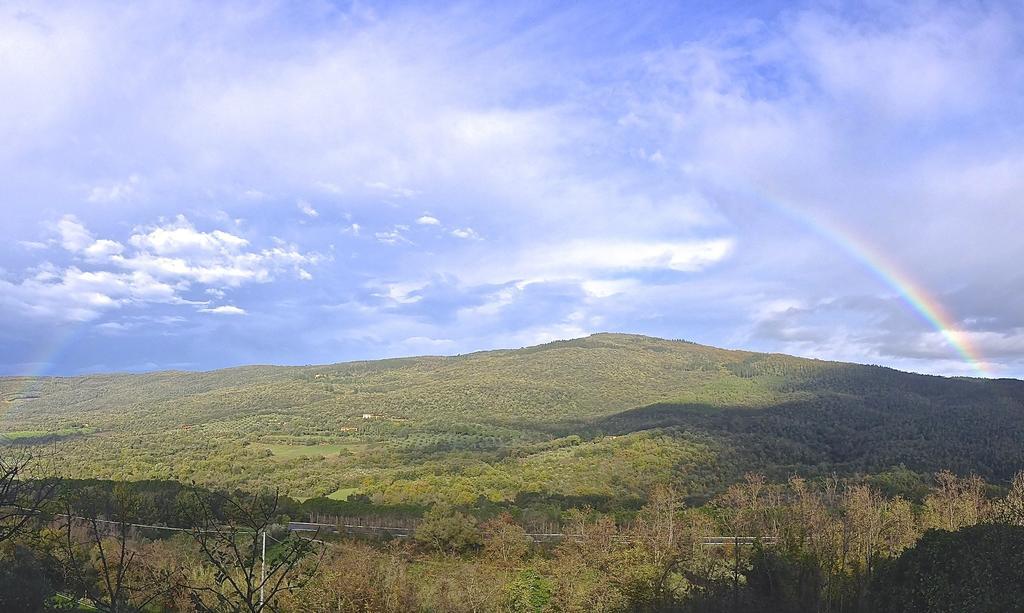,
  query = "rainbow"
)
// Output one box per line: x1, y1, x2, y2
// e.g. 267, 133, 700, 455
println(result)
20, 324, 87, 379
760, 196, 991, 378
4, 324, 88, 428
3, 195, 993, 384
